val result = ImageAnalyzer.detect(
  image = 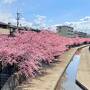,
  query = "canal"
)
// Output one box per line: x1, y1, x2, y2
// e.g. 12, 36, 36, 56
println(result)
59, 49, 84, 90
